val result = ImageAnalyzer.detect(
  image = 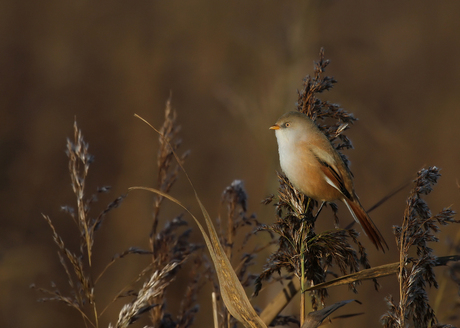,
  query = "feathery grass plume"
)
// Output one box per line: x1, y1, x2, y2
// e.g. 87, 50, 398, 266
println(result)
381, 166, 458, 328
99, 102, 202, 325
259, 49, 375, 326
151, 97, 189, 241
110, 262, 178, 328
297, 48, 356, 158
33, 120, 125, 328
142, 100, 207, 327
